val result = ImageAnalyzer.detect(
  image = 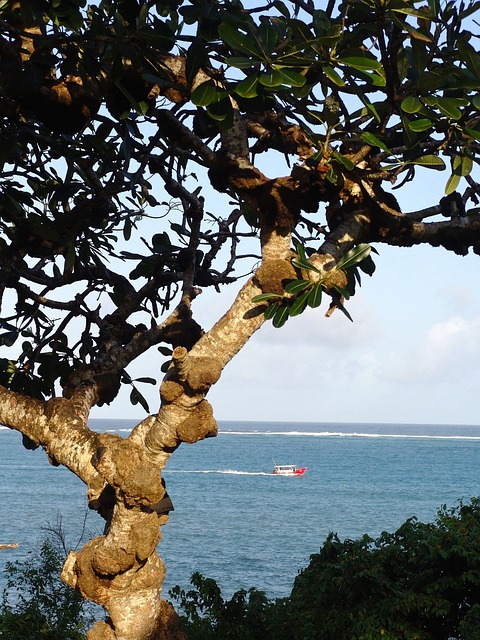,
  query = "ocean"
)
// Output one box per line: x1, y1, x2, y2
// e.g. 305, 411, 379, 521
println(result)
1, 420, 480, 601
